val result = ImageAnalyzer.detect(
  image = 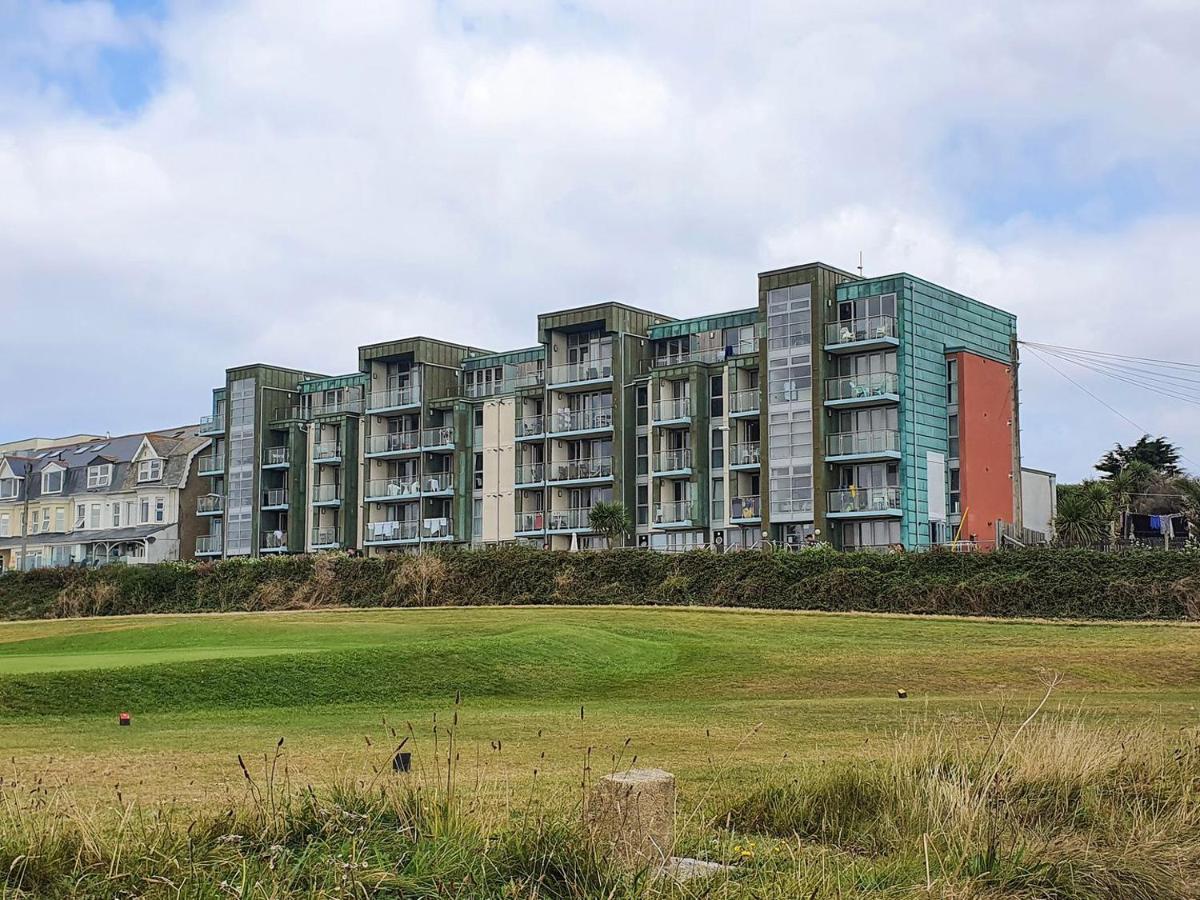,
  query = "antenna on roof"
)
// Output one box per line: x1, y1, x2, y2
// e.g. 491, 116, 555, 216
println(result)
857, 250, 864, 278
